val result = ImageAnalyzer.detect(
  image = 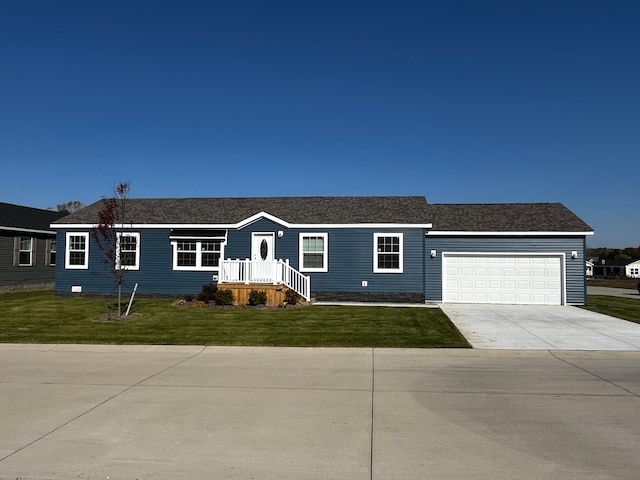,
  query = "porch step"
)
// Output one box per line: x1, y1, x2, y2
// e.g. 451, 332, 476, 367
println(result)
218, 283, 311, 307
